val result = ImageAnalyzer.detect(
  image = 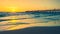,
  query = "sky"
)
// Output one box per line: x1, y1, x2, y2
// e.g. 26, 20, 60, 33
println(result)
0, 0, 60, 12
